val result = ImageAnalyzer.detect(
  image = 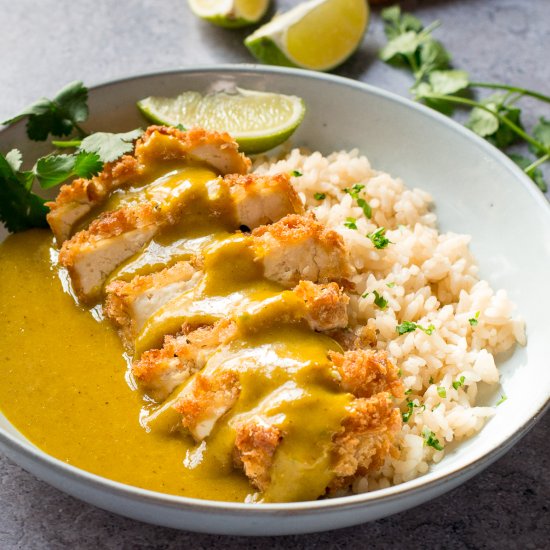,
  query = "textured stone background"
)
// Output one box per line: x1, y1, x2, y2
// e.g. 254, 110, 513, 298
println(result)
1, 0, 549, 547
